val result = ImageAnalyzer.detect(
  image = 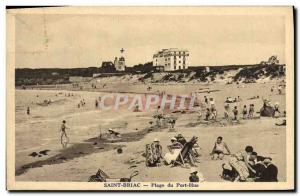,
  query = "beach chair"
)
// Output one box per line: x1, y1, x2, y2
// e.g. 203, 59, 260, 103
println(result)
172, 136, 199, 167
